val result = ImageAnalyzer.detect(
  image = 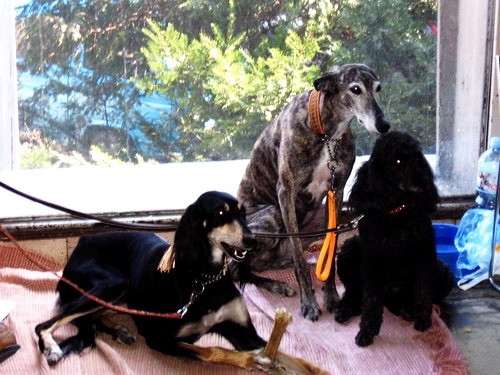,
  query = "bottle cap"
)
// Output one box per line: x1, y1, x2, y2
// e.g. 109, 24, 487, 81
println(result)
491, 137, 500, 150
